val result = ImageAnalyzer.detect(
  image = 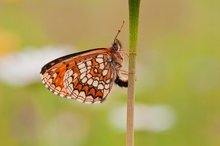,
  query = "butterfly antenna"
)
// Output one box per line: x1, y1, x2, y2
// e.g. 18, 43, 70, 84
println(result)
114, 20, 125, 42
